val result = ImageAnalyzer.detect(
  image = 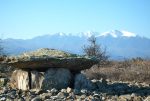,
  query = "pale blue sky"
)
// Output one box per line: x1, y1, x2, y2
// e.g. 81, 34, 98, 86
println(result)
0, 0, 150, 39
